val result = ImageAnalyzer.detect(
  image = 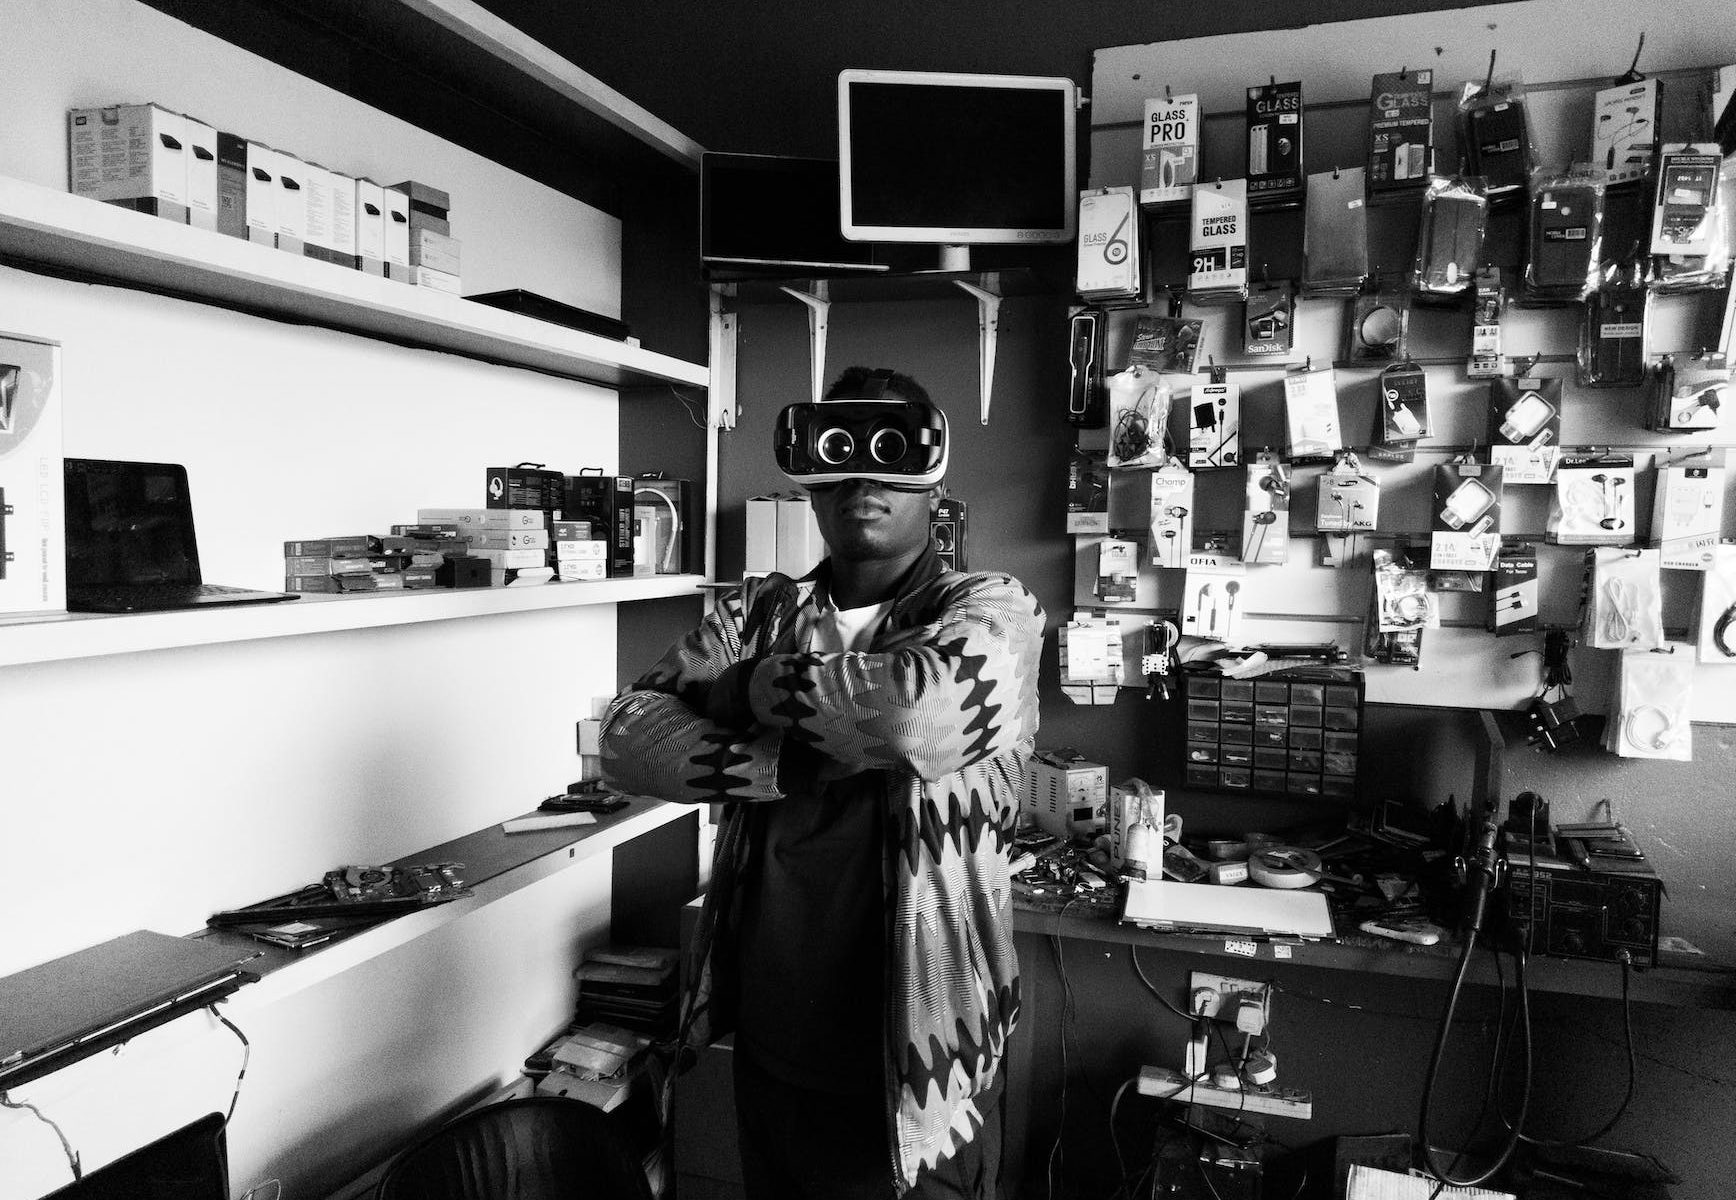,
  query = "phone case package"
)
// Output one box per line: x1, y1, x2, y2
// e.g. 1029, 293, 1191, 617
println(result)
1412, 175, 1488, 299
1458, 76, 1534, 207
1524, 168, 1602, 305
